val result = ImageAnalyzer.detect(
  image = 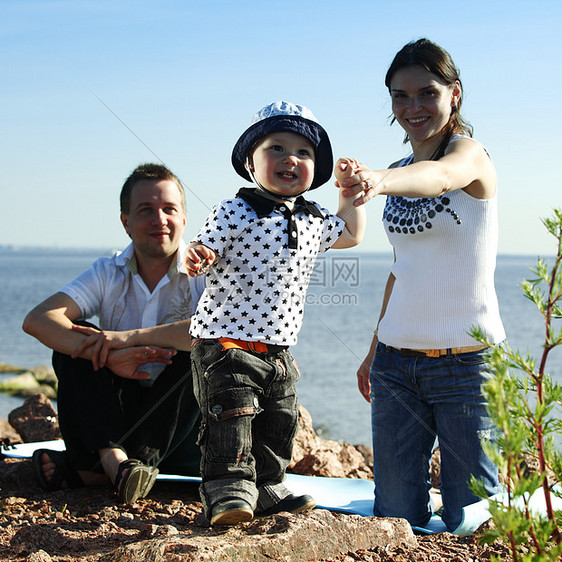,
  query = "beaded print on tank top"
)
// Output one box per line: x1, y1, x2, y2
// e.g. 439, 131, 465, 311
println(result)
383, 194, 462, 234
382, 153, 462, 235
